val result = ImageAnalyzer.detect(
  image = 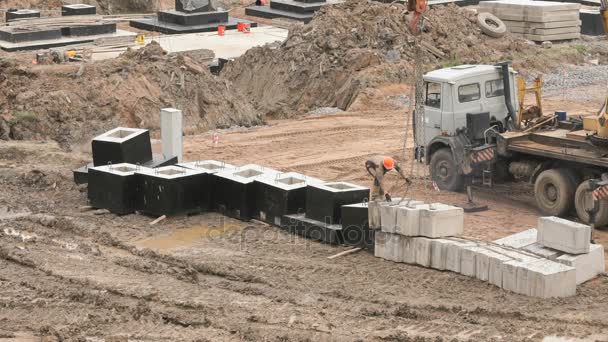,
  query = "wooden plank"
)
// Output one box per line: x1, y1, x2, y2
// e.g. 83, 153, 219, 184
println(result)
327, 247, 362, 259
149, 215, 167, 226
566, 130, 592, 142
